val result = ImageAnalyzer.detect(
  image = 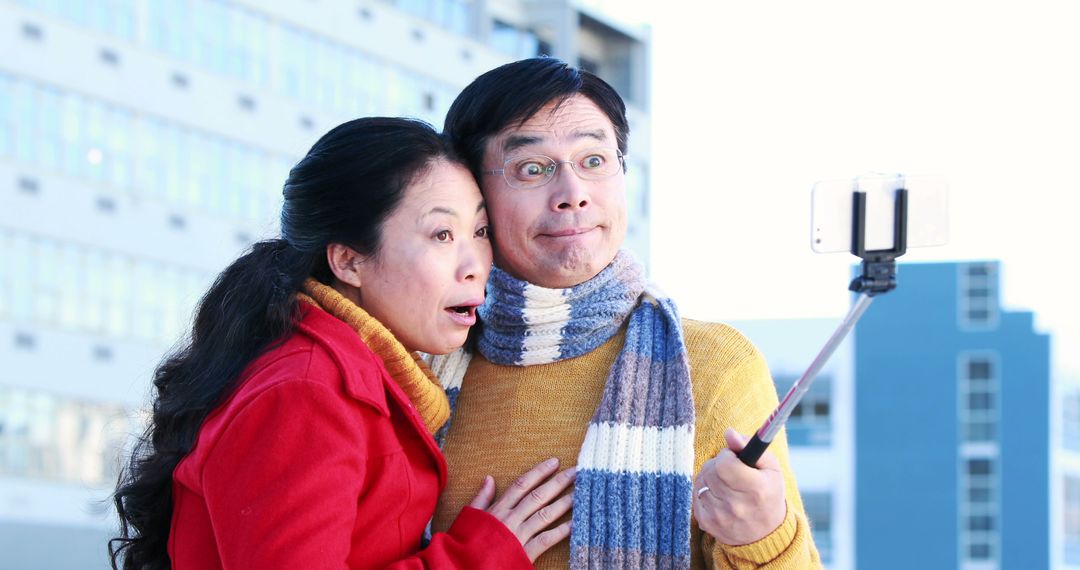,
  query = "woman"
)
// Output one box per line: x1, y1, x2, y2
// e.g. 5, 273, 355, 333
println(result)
110, 118, 574, 569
